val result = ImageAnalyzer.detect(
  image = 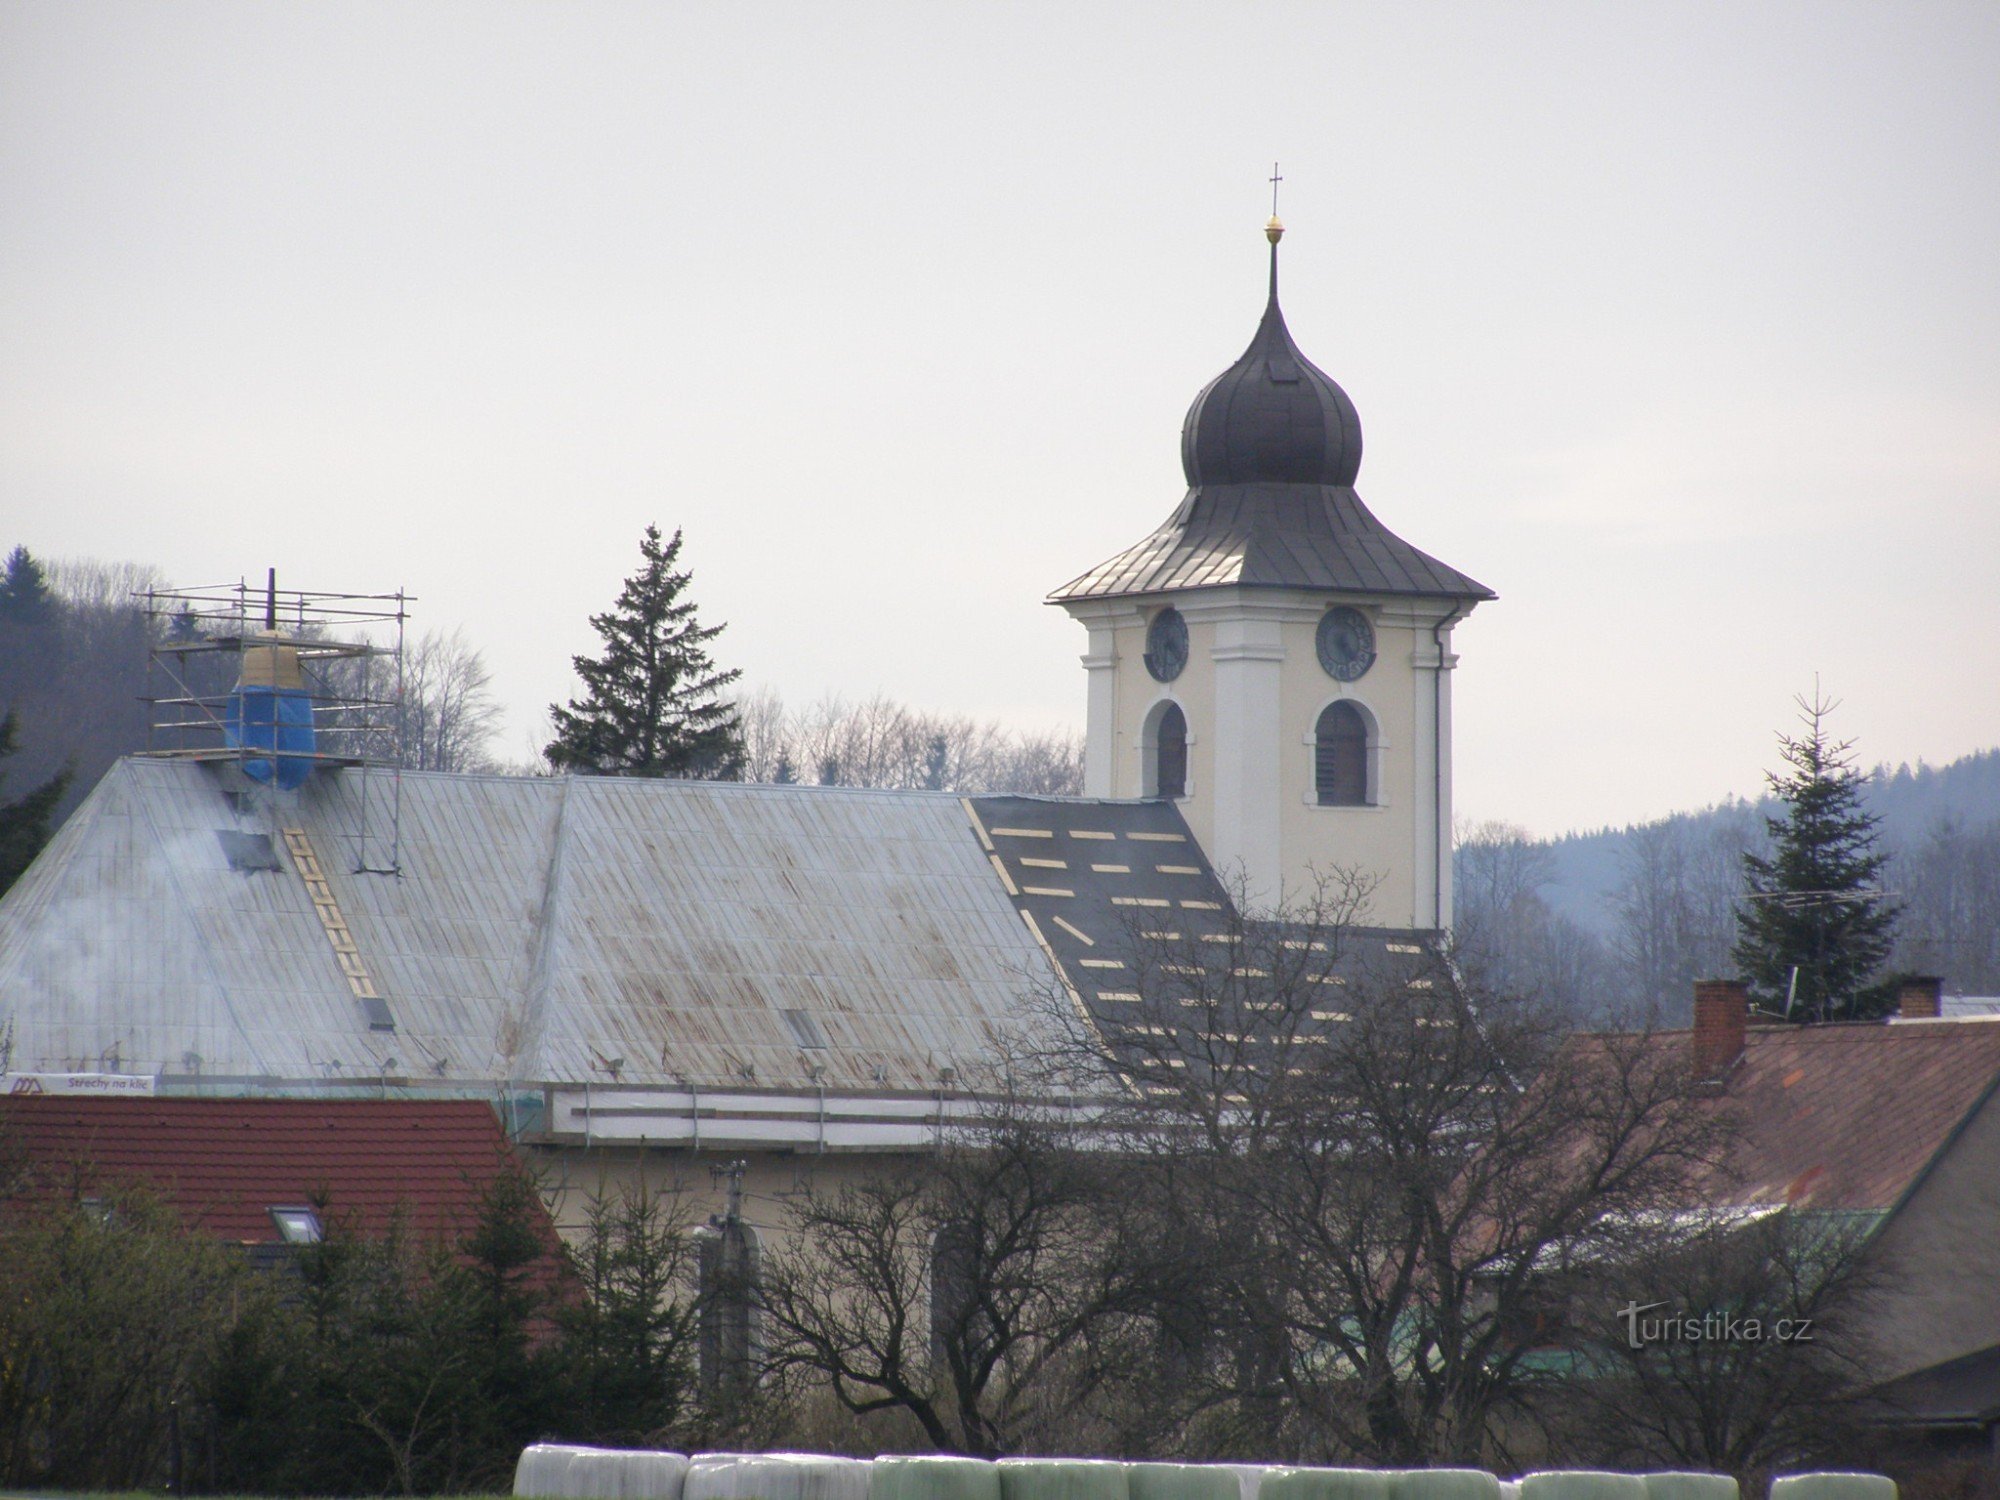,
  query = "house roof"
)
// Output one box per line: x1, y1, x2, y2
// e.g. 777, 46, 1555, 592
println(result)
1573, 1019, 2000, 1214
1871, 1341, 2000, 1428
0, 1096, 527, 1243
